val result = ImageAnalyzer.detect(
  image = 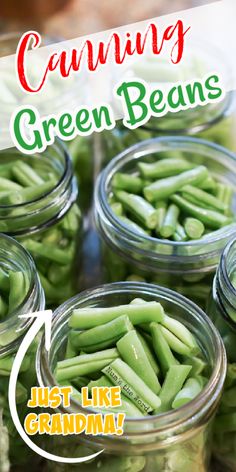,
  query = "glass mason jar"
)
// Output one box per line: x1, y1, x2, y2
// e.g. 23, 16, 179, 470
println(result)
207, 237, 236, 471
0, 233, 45, 469
94, 136, 236, 309
0, 141, 82, 307
0, 32, 94, 213
36, 281, 226, 472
